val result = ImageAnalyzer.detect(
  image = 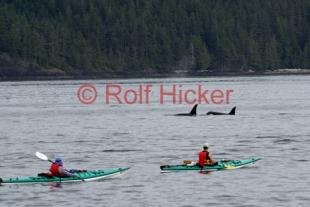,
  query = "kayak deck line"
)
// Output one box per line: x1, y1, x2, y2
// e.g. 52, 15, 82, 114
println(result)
160, 157, 261, 172
1, 167, 130, 185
